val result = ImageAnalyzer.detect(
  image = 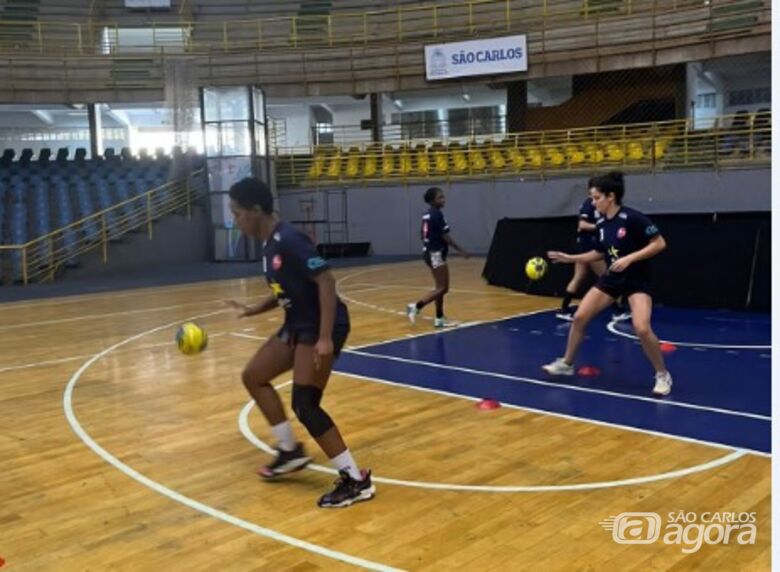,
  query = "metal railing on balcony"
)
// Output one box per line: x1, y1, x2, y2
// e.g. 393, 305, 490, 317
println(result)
0, 169, 206, 284
0, 0, 769, 56
273, 112, 771, 186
